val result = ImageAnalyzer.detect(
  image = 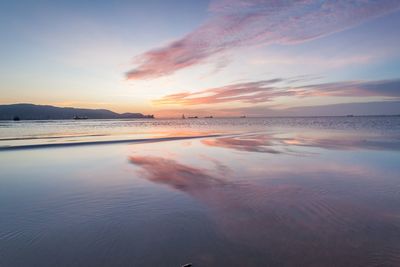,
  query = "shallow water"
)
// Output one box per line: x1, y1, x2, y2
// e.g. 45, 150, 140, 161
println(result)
1, 116, 399, 148
1, 118, 400, 266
